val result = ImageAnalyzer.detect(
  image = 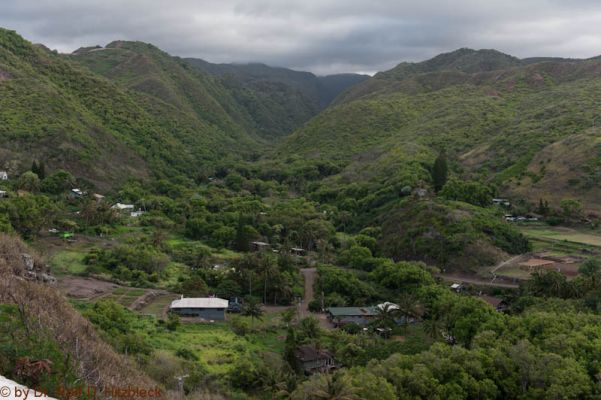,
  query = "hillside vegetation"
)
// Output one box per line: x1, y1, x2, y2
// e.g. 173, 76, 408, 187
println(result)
185, 58, 368, 138
0, 29, 260, 189
0, 235, 165, 399
279, 48, 601, 212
